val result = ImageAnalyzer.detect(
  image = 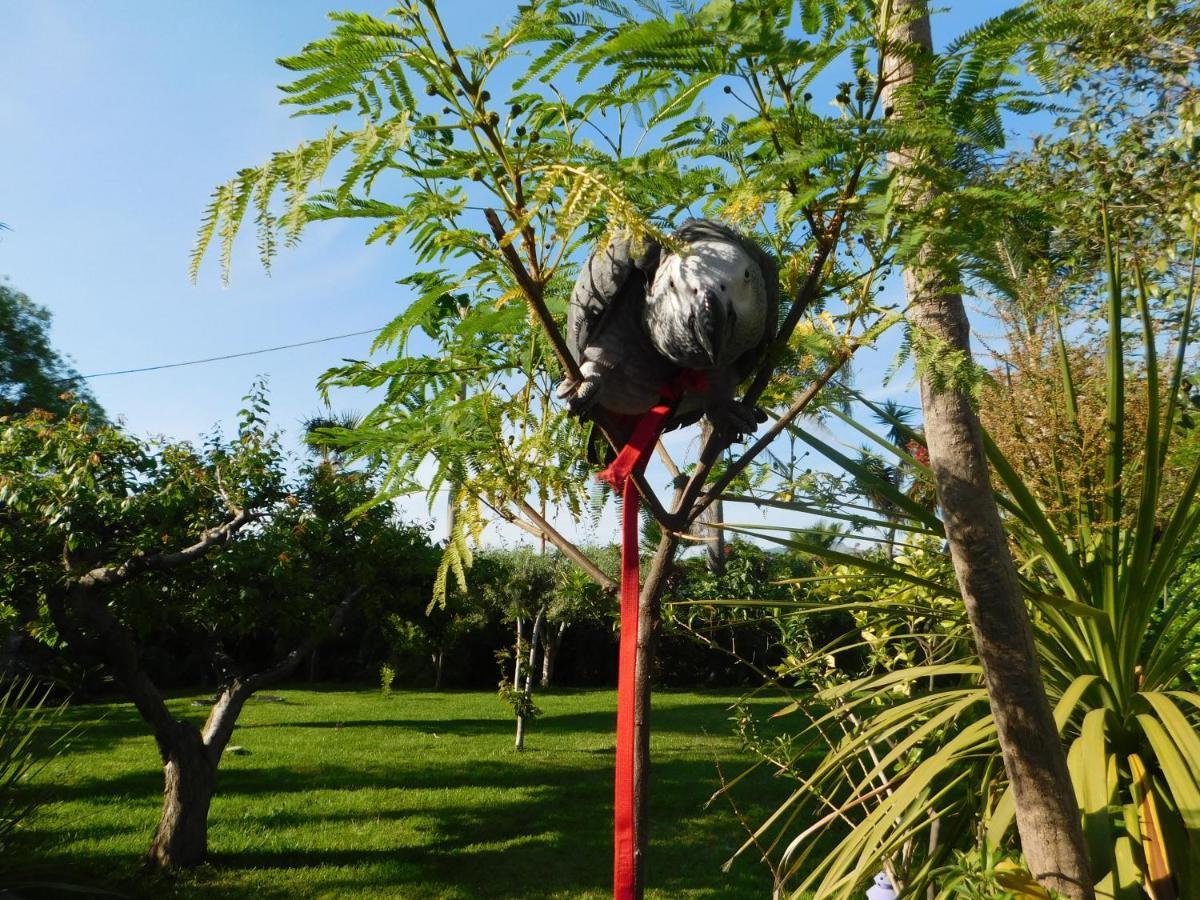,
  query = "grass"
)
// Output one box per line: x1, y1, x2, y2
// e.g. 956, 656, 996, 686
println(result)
7, 686, 792, 898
